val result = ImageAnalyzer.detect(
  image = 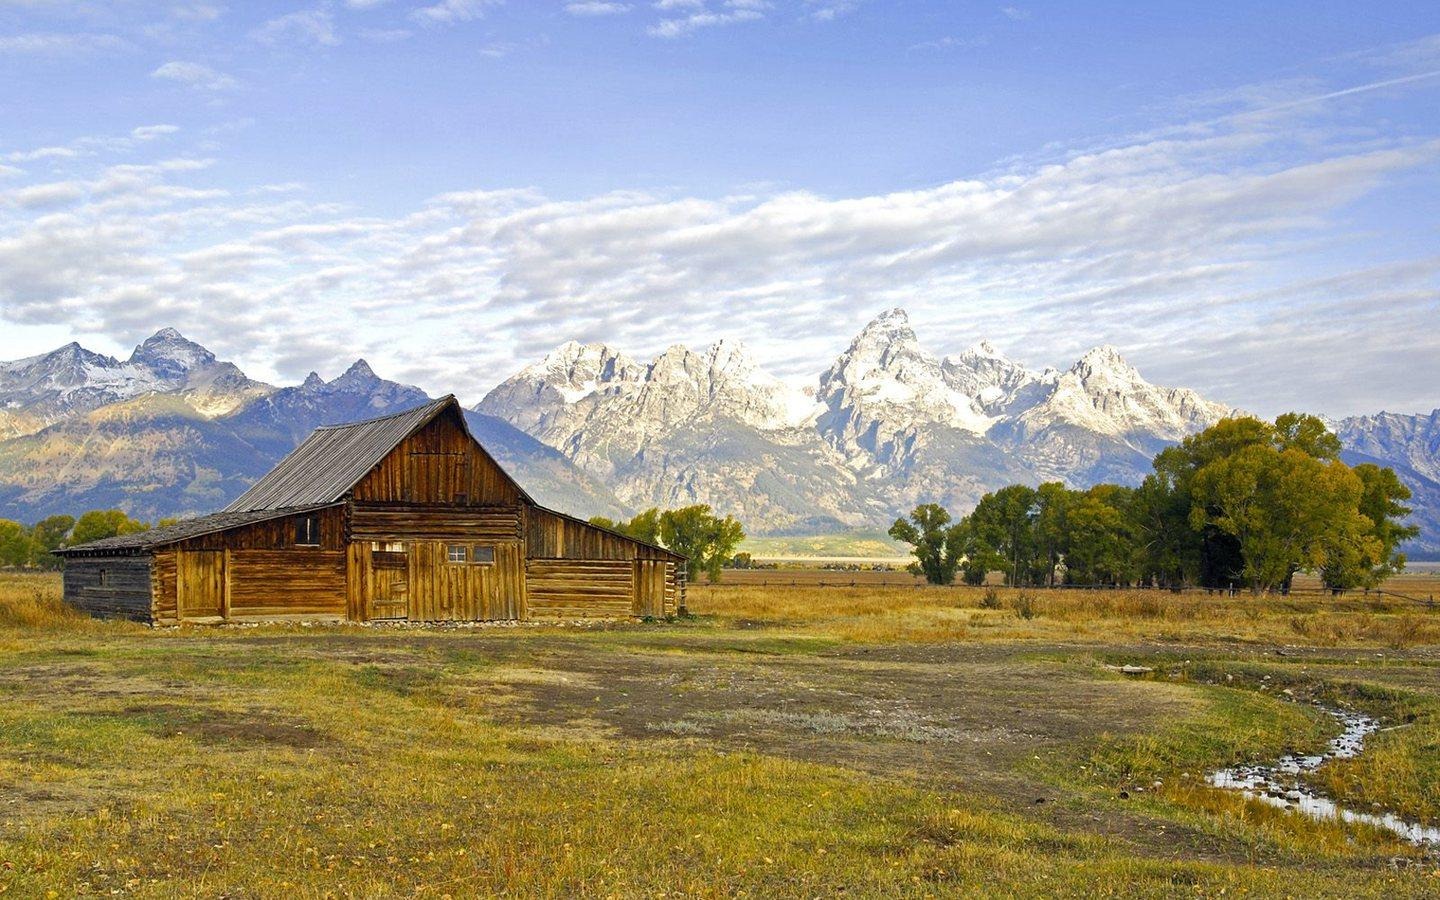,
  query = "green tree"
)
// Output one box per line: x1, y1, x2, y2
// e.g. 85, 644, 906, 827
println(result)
1191, 444, 1372, 593
25, 515, 74, 569
67, 509, 149, 546
0, 520, 31, 568
888, 504, 966, 585
1132, 461, 1200, 587
590, 508, 662, 545
1031, 483, 1073, 587
658, 505, 745, 583
1273, 412, 1342, 460
1063, 487, 1138, 585
1319, 464, 1420, 590
965, 485, 1040, 586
